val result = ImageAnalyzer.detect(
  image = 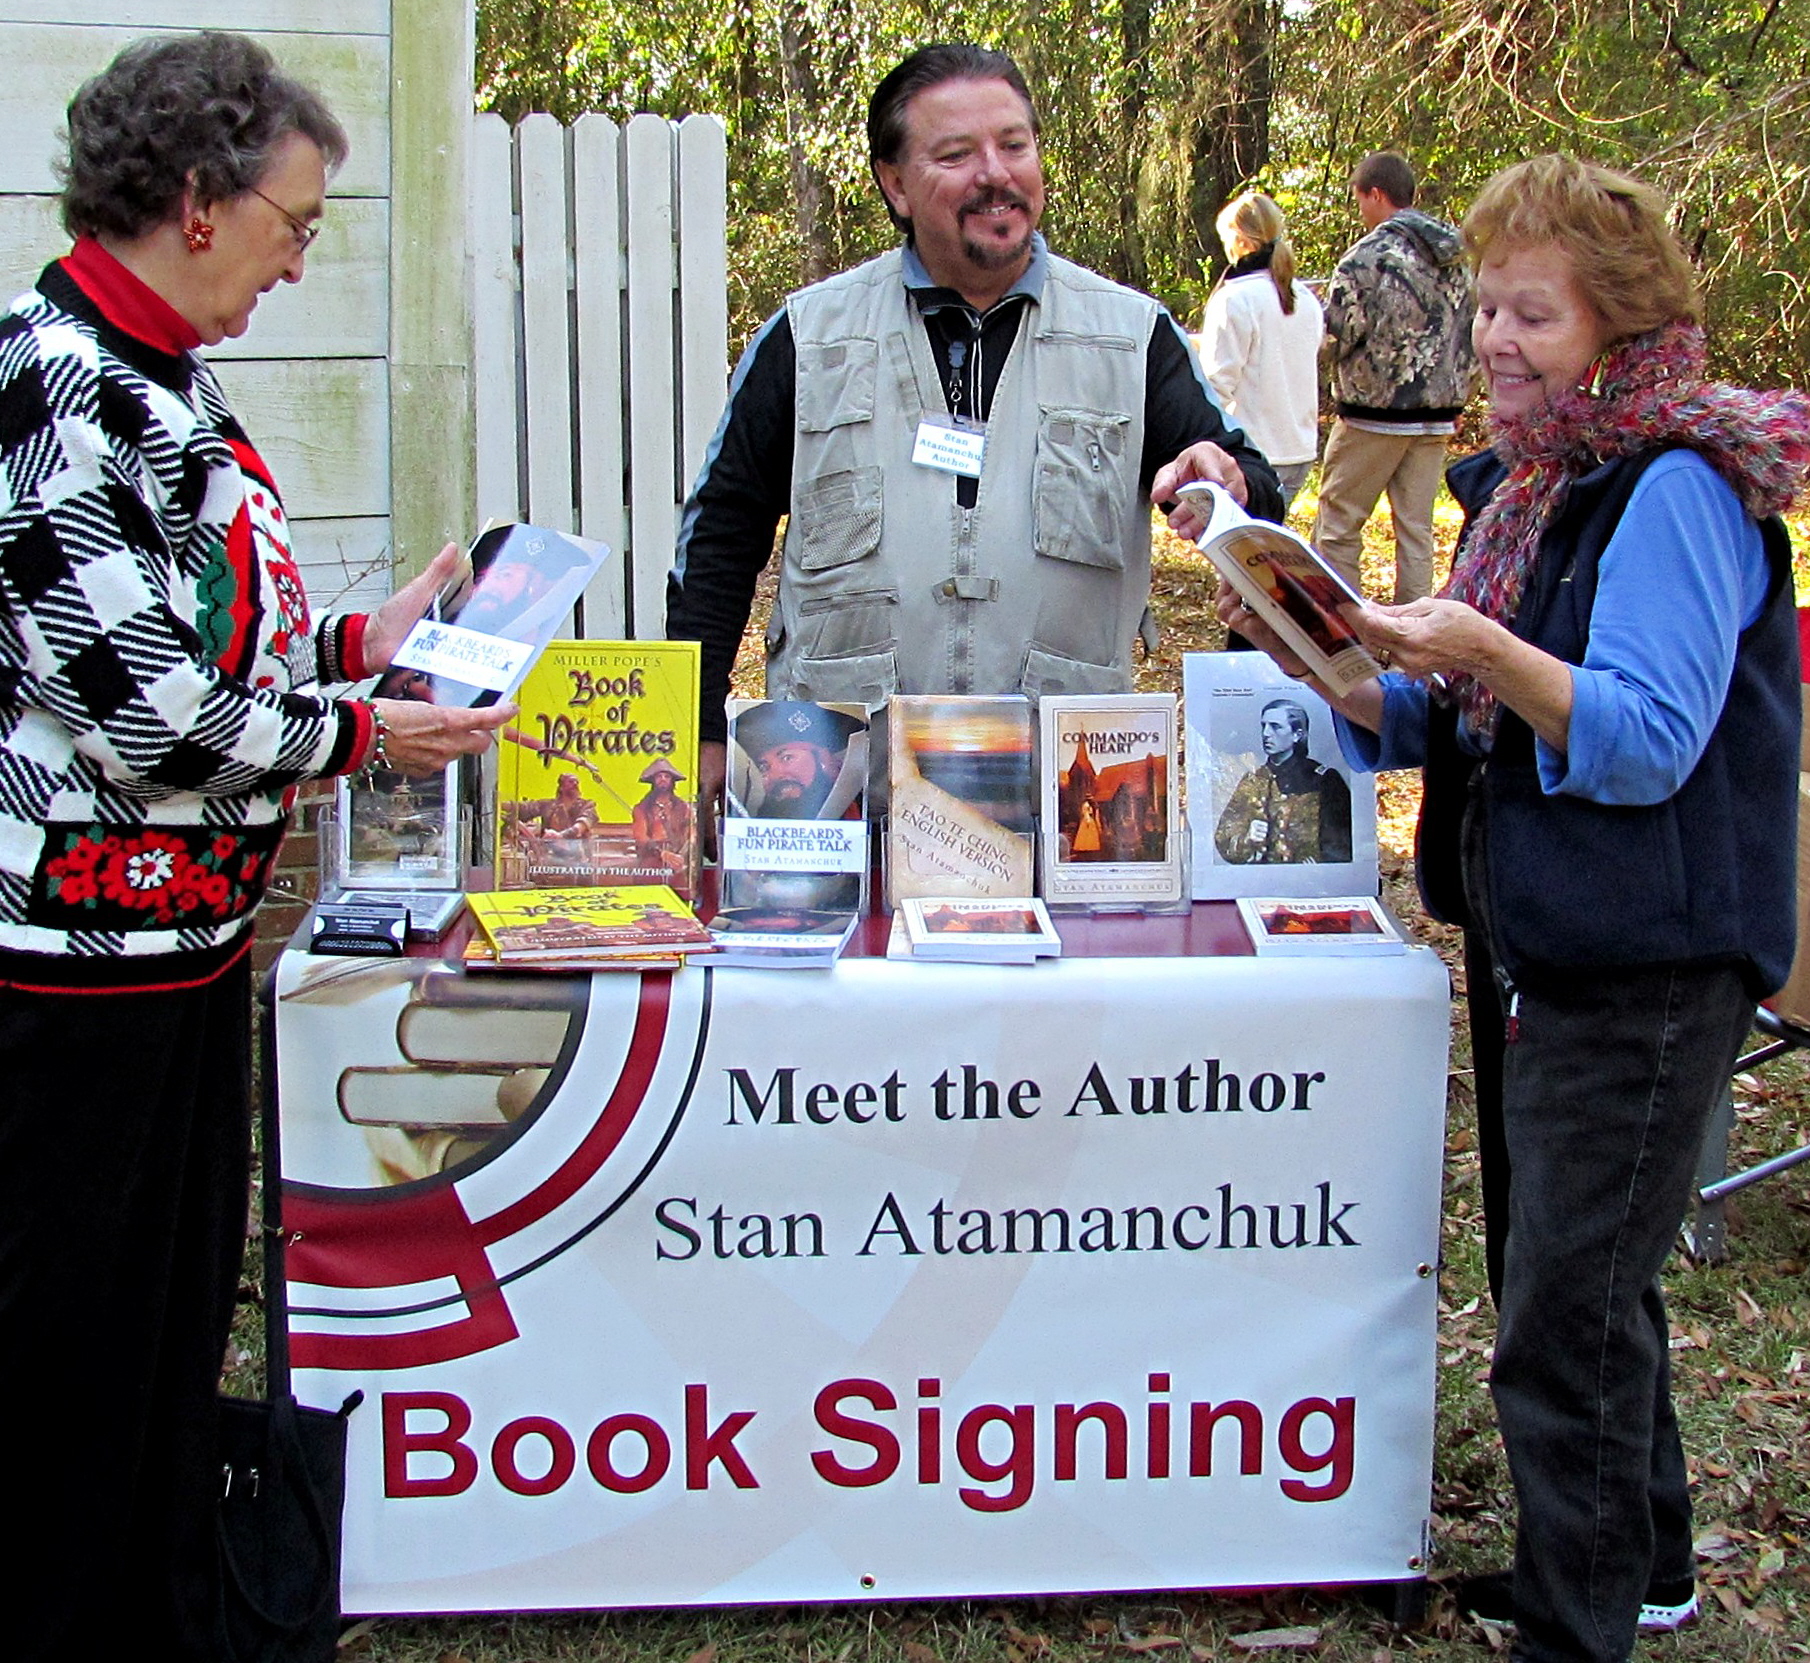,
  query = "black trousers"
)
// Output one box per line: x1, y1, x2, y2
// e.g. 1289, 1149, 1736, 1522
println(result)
1458, 794, 1753, 1660
0, 955, 254, 1661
